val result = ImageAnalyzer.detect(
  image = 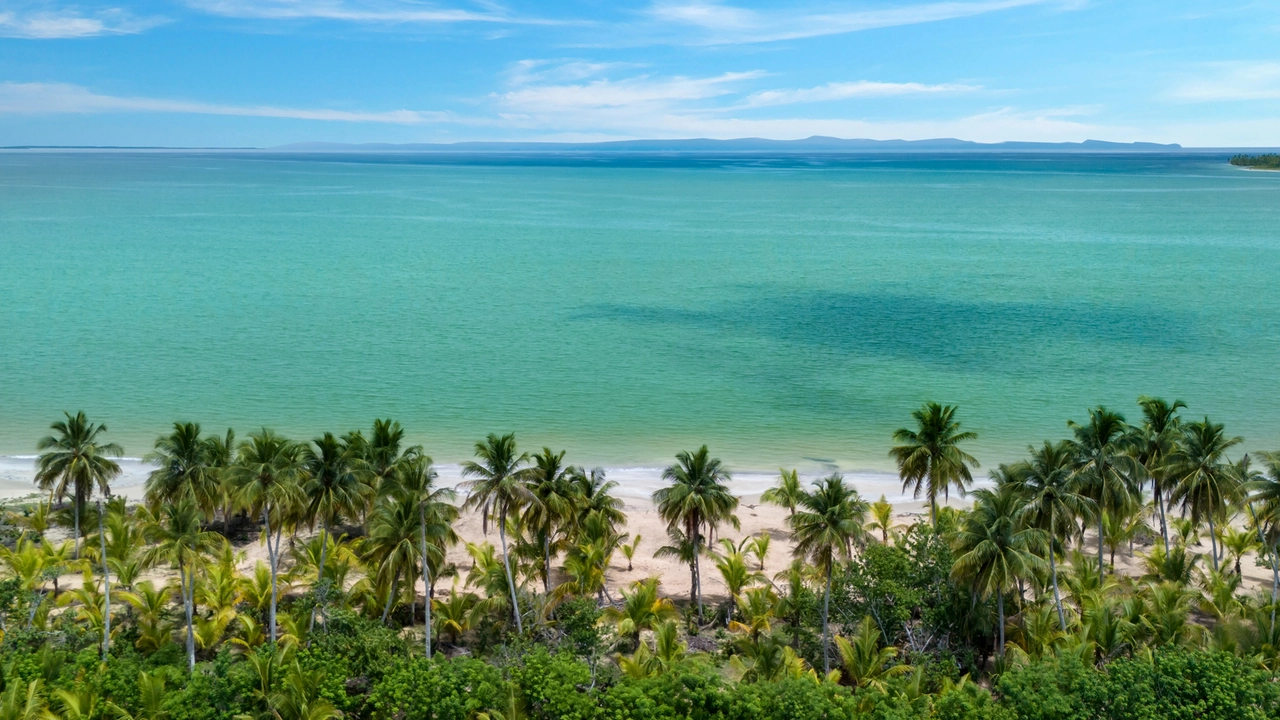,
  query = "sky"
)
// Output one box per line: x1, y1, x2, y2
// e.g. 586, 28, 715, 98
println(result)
0, 0, 1278, 146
